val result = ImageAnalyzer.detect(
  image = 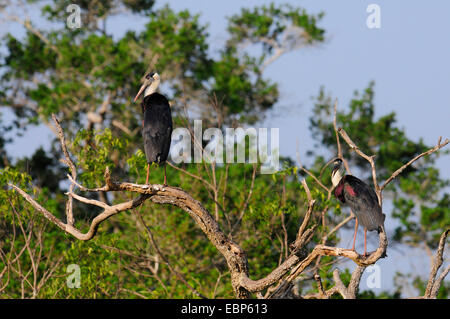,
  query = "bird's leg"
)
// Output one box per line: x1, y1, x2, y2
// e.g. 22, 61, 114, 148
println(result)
163, 164, 167, 186
364, 227, 368, 257
145, 163, 150, 185
352, 217, 358, 251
